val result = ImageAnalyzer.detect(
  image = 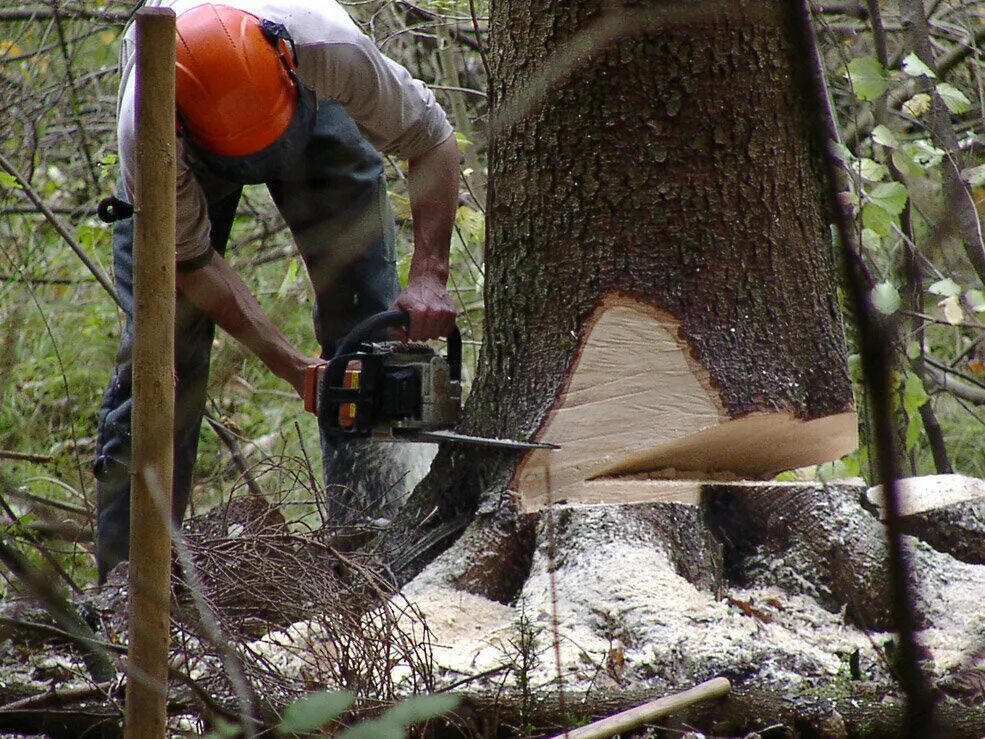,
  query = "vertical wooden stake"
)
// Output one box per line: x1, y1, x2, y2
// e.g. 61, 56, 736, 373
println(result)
126, 8, 176, 739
